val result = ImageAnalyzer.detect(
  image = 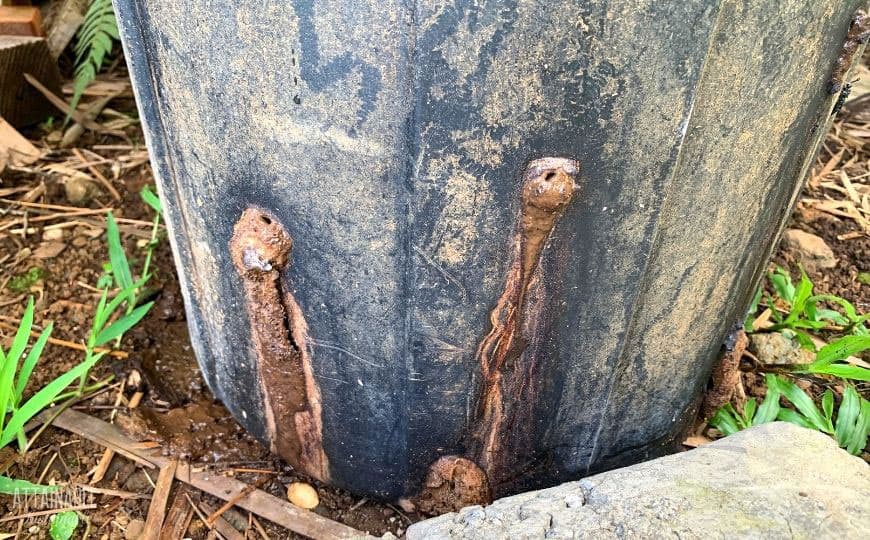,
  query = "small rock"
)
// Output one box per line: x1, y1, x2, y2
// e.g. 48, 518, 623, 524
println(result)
63, 174, 100, 205
124, 519, 145, 540
32, 241, 66, 259
564, 492, 585, 508
781, 229, 837, 272
406, 423, 870, 540
287, 482, 319, 509
71, 235, 88, 248
455, 506, 486, 527
749, 332, 814, 366
398, 497, 416, 513
43, 228, 65, 241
